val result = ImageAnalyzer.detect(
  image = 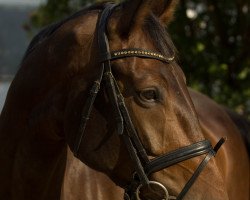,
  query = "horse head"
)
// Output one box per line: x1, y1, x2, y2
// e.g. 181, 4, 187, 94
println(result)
44, 1, 226, 199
